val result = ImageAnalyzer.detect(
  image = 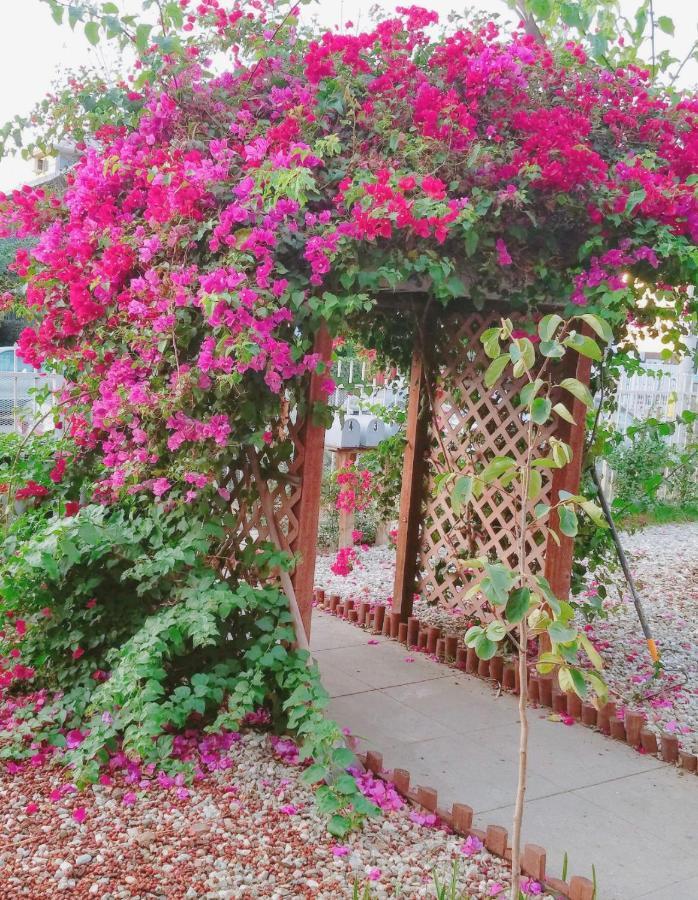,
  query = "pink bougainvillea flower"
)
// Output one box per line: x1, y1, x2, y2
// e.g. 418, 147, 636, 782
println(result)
489, 883, 504, 897
521, 877, 543, 896
279, 803, 298, 815
367, 868, 381, 881
332, 845, 350, 857
72, 807, 87, 824
25, 802, 38, 815
404, 657, 415, 663
367, 639, 380, 645
460, 835, 484, 856
123, 791, 136, 806
71, 647, 85, 661
495, 239, 512, 266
